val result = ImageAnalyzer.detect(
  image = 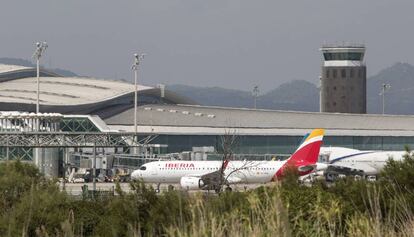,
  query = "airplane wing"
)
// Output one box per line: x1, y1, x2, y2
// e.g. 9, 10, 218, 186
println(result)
192, 169, 243, 191
189, 160, 233, 191
226, 176, 242, 184
200, 170, 223, 186
327, 163, 377, 176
